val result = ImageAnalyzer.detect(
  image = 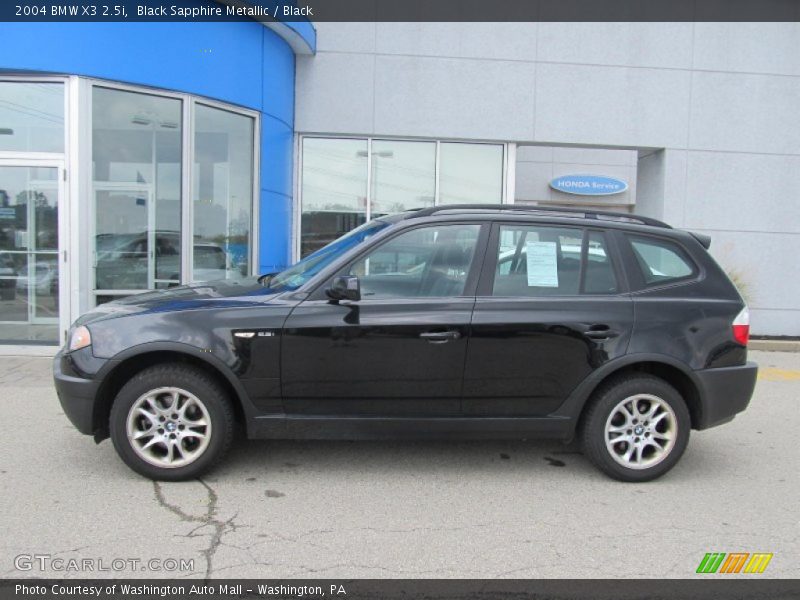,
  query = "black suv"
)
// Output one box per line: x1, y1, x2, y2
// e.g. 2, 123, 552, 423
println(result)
54, 206, 757, 482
